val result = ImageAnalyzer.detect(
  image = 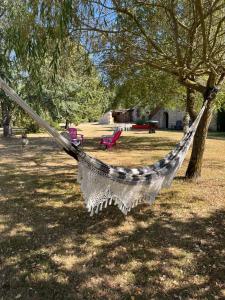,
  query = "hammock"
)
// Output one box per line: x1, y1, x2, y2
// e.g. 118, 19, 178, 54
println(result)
0, 78, 216, 215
